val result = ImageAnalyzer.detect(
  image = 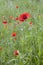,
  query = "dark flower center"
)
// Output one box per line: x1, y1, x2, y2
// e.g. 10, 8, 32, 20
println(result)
23, 15, 27, 19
